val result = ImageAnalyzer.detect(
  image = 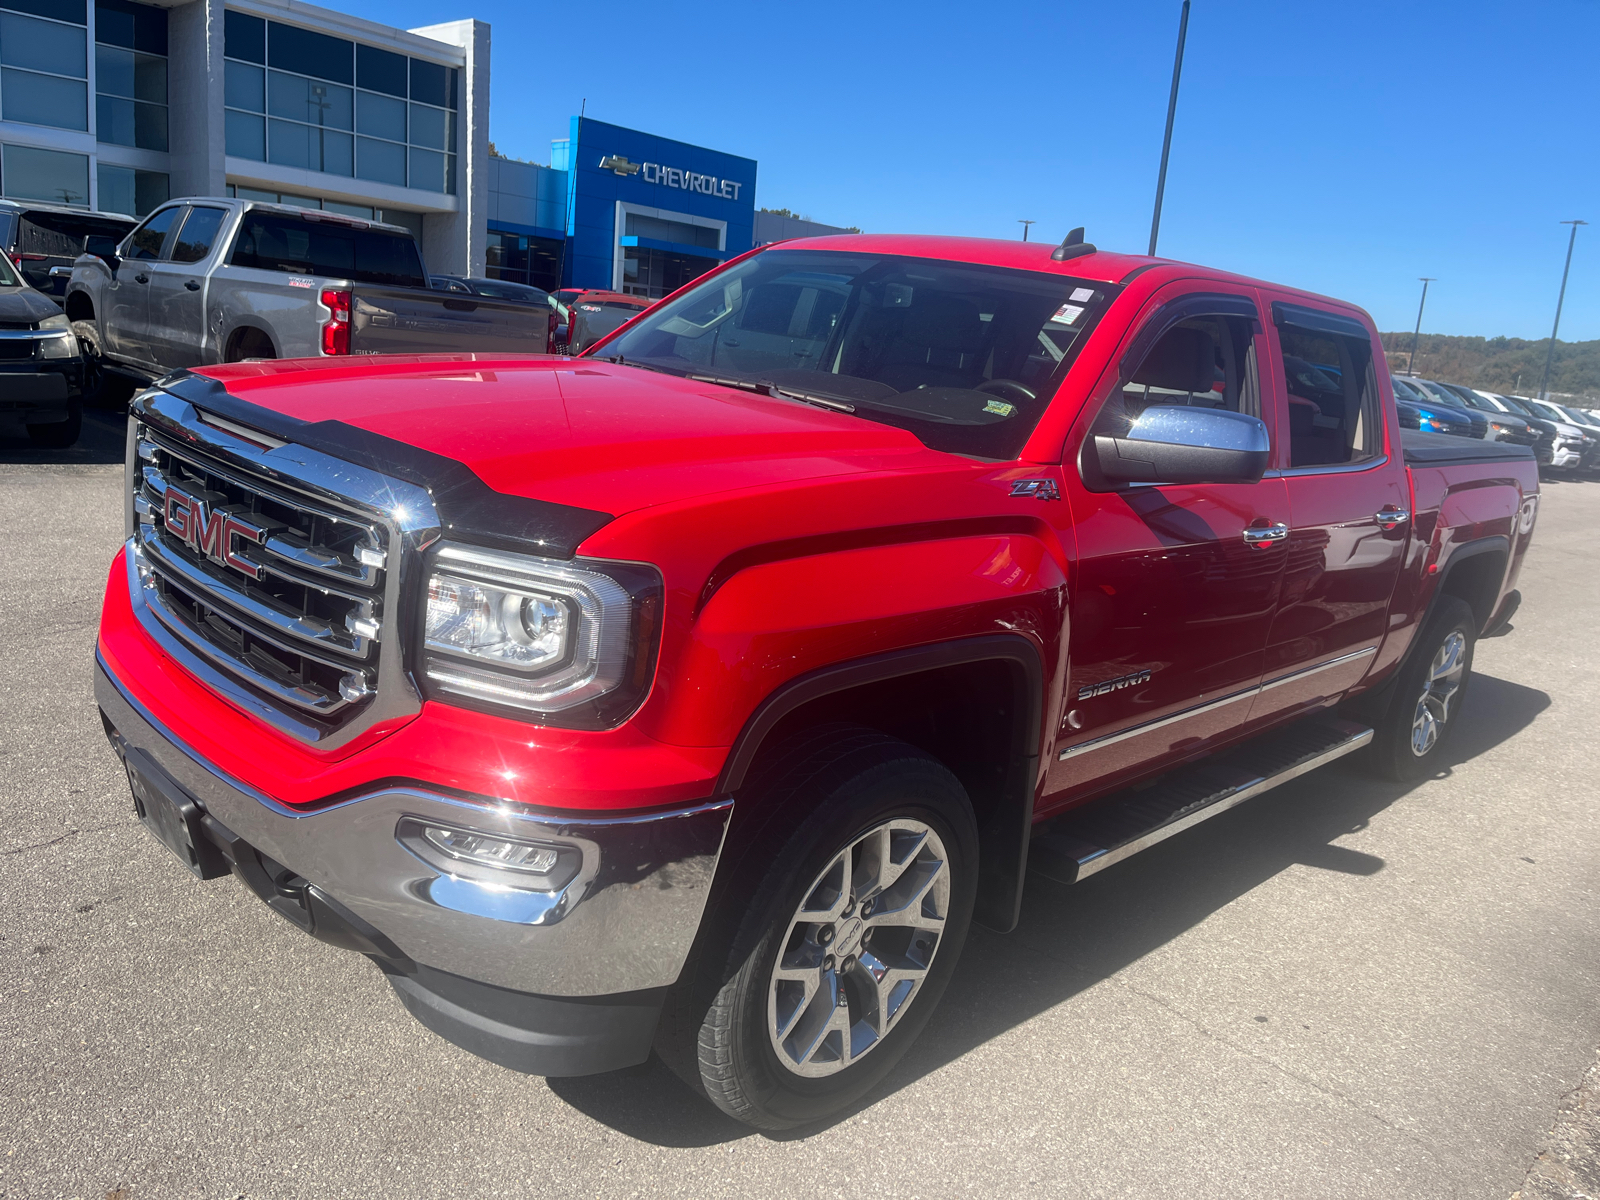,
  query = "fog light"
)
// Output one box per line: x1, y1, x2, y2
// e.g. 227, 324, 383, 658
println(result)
396, 816, 581, 890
